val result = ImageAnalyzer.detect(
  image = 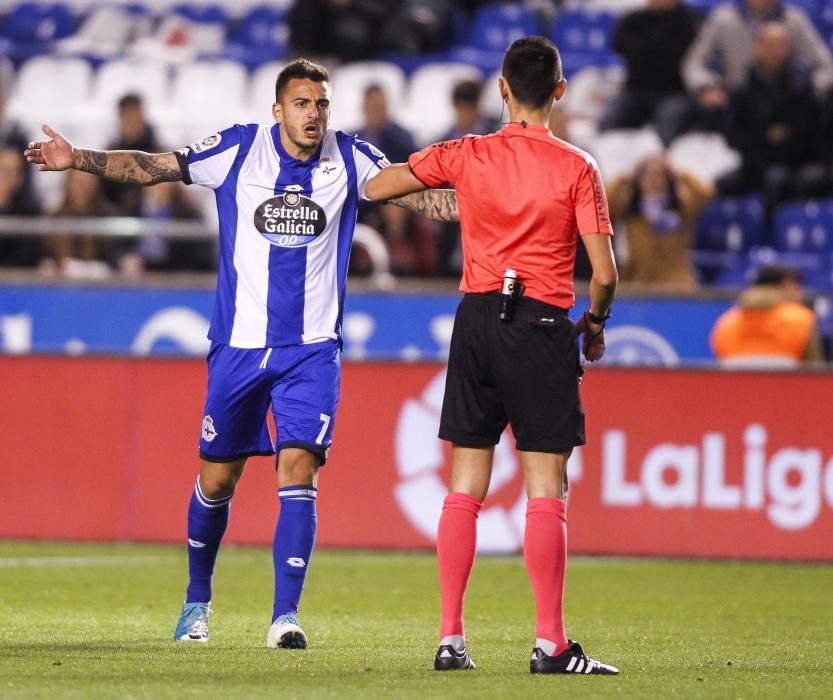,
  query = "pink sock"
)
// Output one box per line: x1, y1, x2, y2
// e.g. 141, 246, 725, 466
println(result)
437, 492, 482, 639
524, 497, 569, 654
